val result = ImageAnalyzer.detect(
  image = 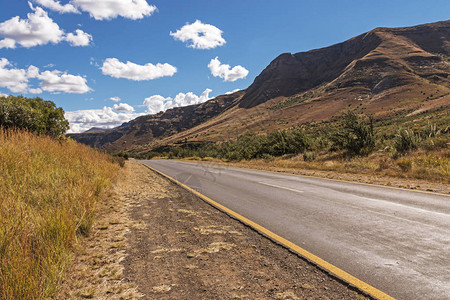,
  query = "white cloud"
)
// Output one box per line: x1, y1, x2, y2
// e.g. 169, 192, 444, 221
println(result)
29, 88, 43, 94
143, 95, 170, 115
0, 3, 65, 49
0, 58, 31, 93
144, 88, 212, 115
170, 20, 226, 50
109, 96, 121, 102
225, 89, 241, 95
0, 3, 93, 49
0, 58, 91, 94
38, 70, 92, 94
208, 57, 249, 82
65, 29, 92, 46
34, 0, 79, 13
113, 103, 134, 112
65, 107, 144, 133
0, 92, 8, 98
71, 0, 156, 20
33, 0, 157, 20
27, 65, 40, 78
66, 89, 213, 133
101, 58, 177, 81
